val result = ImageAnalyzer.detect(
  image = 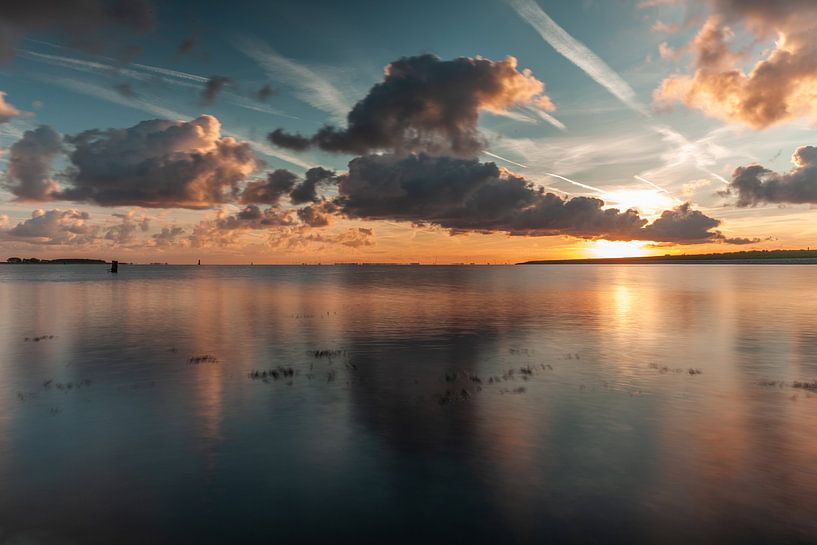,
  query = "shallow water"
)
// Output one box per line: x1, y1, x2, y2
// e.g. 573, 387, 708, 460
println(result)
1, 264, 816, 545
